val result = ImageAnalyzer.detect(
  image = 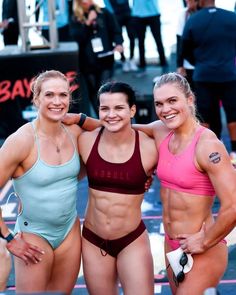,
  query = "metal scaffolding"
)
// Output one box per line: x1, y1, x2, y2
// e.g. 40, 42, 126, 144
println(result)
17, 0, 58, 52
